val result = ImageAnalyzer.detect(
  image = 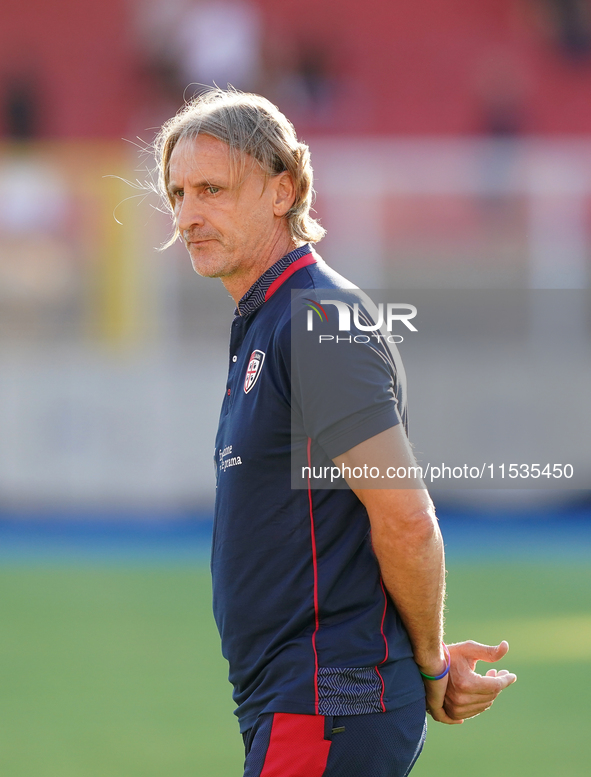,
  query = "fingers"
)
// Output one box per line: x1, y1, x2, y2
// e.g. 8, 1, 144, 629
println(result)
423, 675, 462, 725
451, 669, 516, 699
498, 672, 517, 688
450, 639, 510, 664
428, 705, 463, 725
430, 640, 517, 725
444, 689, 511, 721
444, 698, 494, 721
491, 640, 510, 662
445, 675, 504, 718
487, 669, 513, 678
442, 640, 517, 722
445, 668, 517, 722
